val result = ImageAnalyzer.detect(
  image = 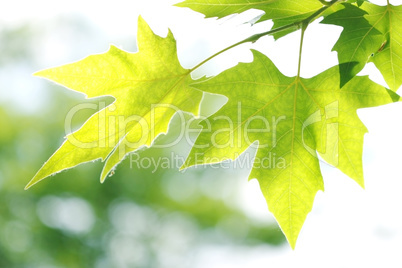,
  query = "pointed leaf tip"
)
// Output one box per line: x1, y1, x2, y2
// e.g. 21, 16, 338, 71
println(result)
33, 68, 51, 79
100, 167, 110, 183
137, 15, 146, 27
24, 174, 42, 190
